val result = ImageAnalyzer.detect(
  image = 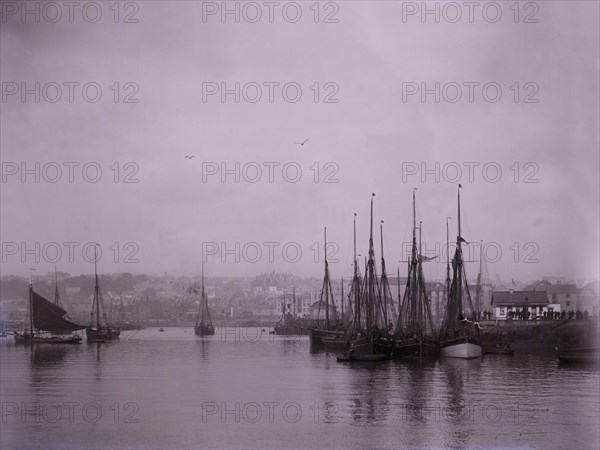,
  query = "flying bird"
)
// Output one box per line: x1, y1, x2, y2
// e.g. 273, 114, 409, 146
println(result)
185, 155, 196, 159
293, 138, 310, 146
